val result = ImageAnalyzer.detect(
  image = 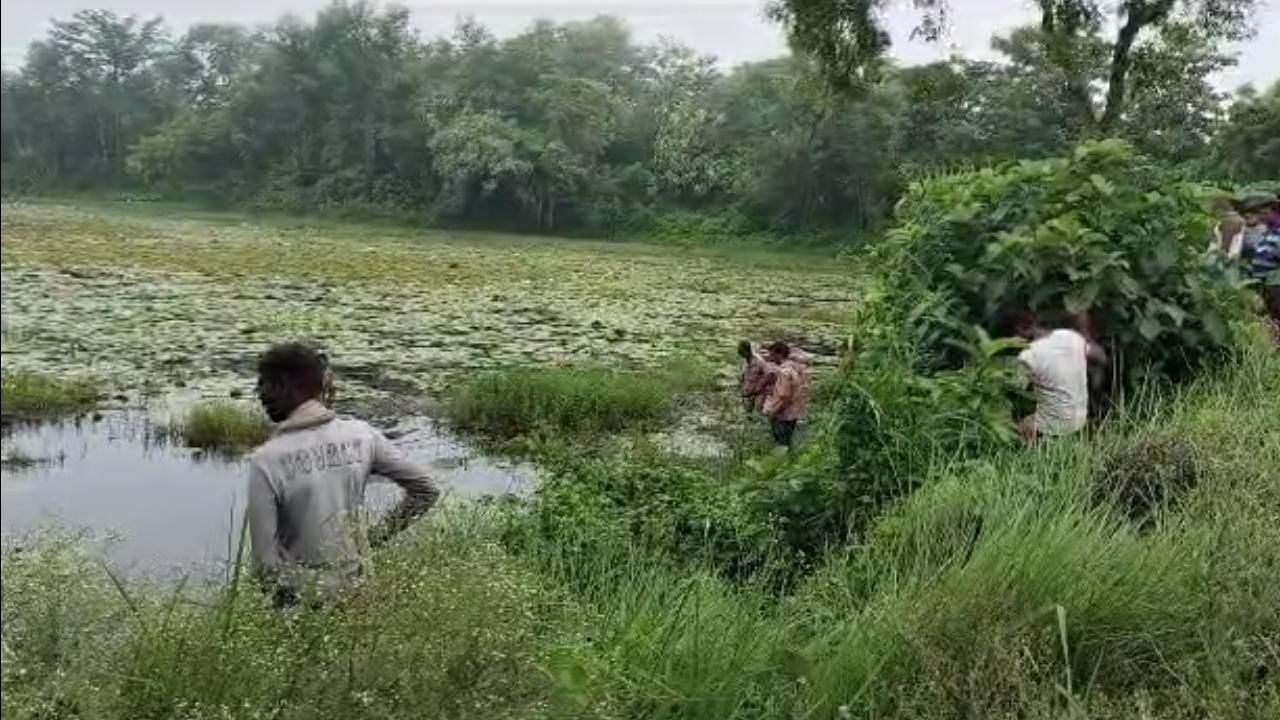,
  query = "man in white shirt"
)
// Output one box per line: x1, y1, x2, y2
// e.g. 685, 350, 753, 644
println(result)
1013, 314, 1106, 442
